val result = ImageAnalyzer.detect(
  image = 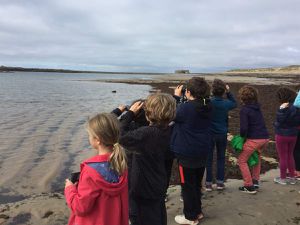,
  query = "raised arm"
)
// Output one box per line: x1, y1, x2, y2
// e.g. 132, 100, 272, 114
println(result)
225, 85, 237, 110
